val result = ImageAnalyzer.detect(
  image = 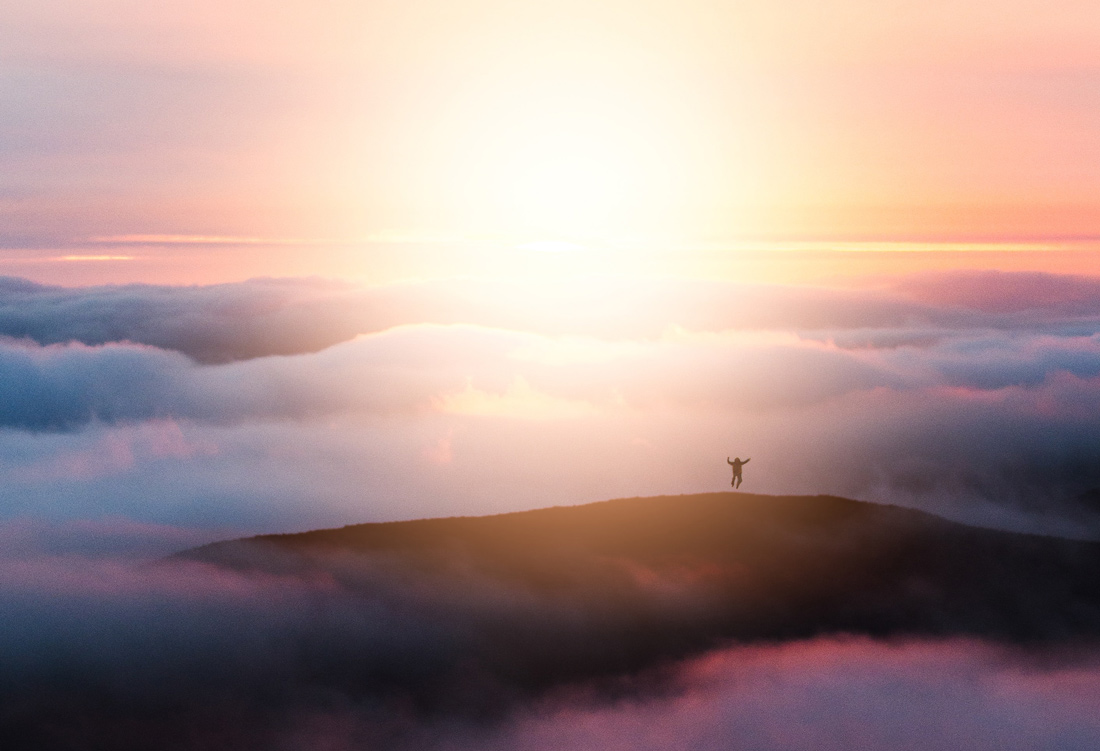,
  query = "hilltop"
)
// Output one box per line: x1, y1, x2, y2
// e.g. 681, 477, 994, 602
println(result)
182, 492, 1100, 646
13, 491, 1094, 749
